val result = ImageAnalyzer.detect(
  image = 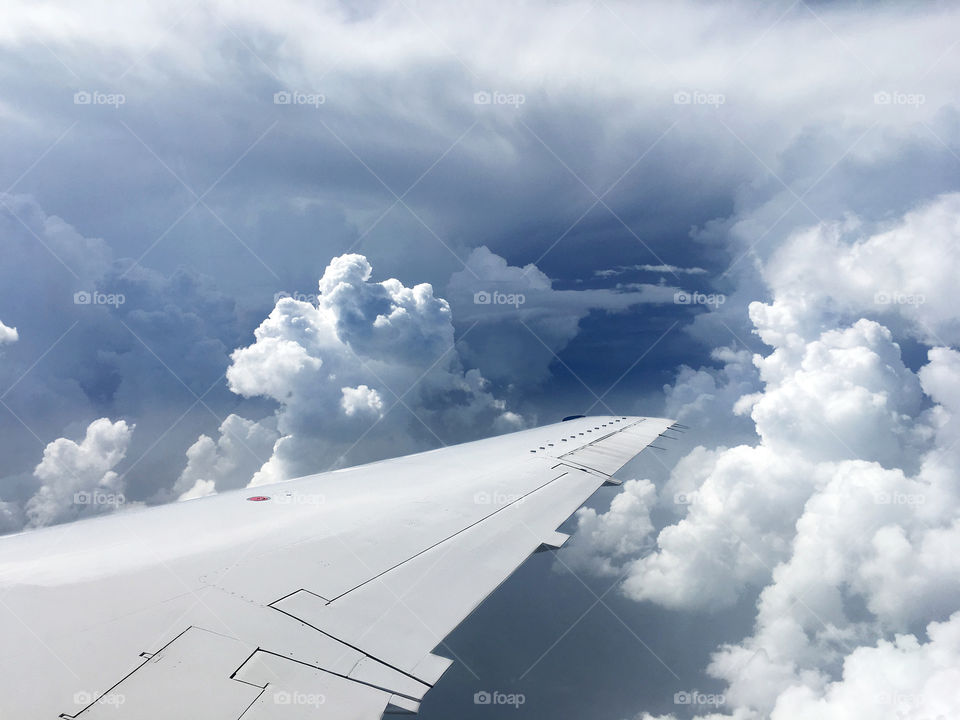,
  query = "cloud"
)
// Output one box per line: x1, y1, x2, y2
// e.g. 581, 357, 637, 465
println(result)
219, 252, 522, 485
173, 414, 279, 500
683, 192, 960, 715
663, 347, 759, 448
24, 418, 134, 527
0, 320, 17, 345
447, 246, 677, 385
340, 384, 385, 418
638, 612, 960, 719
703, 452, 960, 714
768, 611, 960, 720
1, 0, 957, 514
748, 319, 926, 469
574, 316, 931, 613
566, 192, 960, 718
0, 193, 252, 497
640, 265, 708, 275
623, 444, 821, 612
755, 193, 960, 348
0, 502, 22, 534
0, 194, 112, 286
701, 341, 960, 713
562, 478, 658, 578
596, 264, 708, 278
